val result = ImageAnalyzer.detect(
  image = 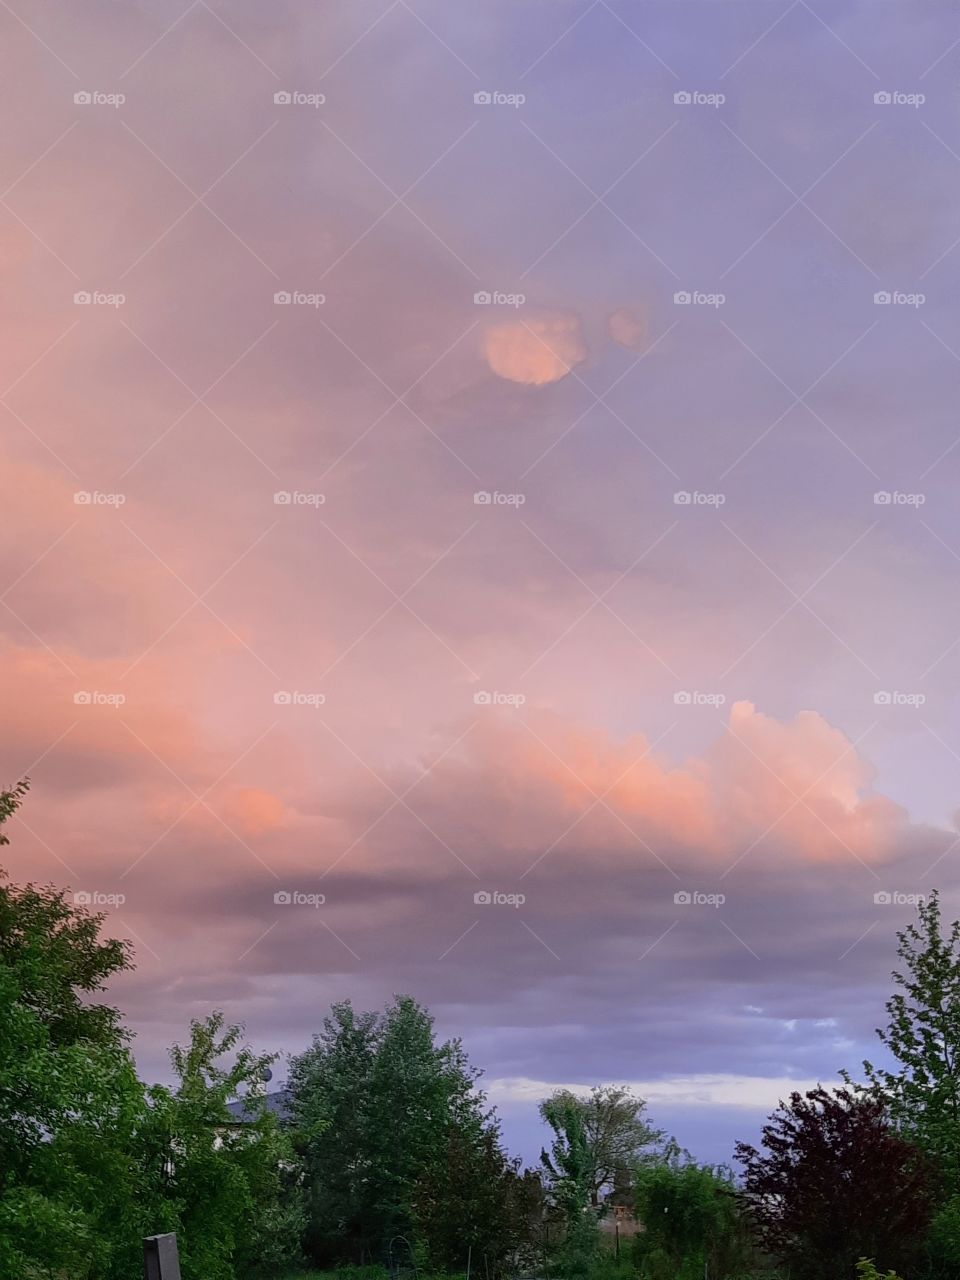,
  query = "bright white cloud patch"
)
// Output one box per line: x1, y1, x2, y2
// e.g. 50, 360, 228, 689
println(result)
483, 313, 587, 385
487, 1074, 830, 1111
